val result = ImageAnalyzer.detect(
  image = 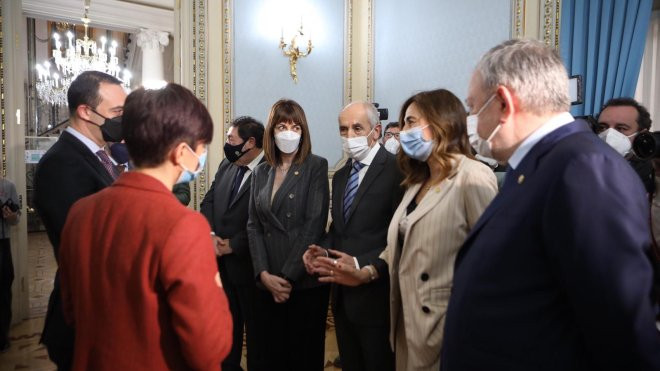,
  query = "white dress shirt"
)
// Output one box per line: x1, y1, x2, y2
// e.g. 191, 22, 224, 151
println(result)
351, 142, 381, 269
66, 126, 117, 165
238, 150, 264, 190
507, 112, 574, 170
